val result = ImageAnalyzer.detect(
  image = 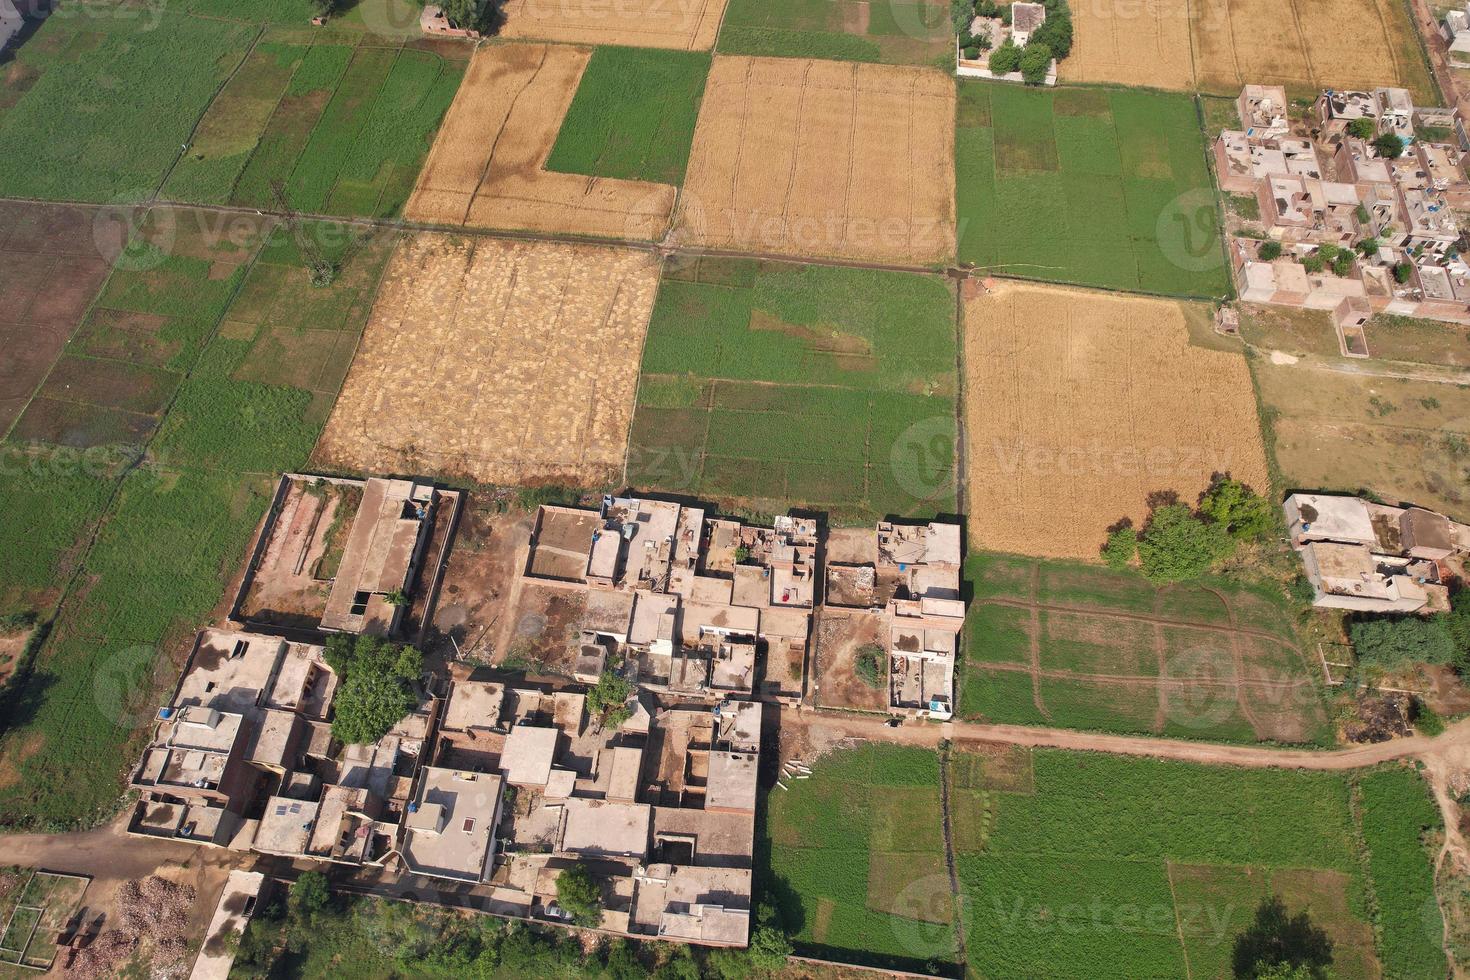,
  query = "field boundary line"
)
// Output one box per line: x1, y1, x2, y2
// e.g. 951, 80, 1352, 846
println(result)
936, 743, 970, 972
969, 661, 1309, 690
152, 25, 267, 204
1163, 861, 1197, 980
